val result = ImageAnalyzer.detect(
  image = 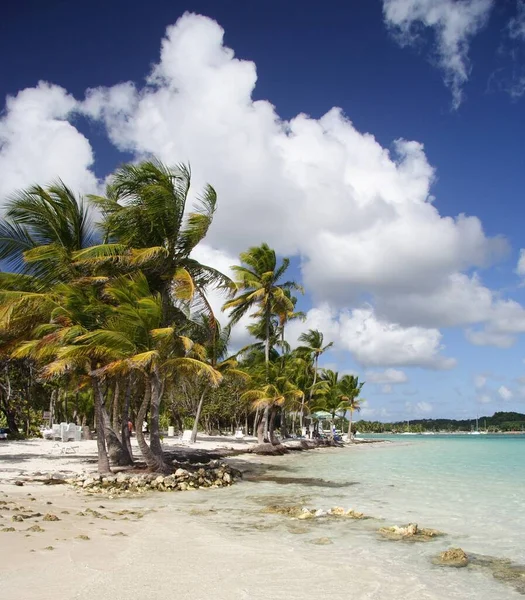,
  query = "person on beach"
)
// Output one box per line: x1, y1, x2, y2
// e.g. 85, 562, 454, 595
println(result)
127, 419, 133, 435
